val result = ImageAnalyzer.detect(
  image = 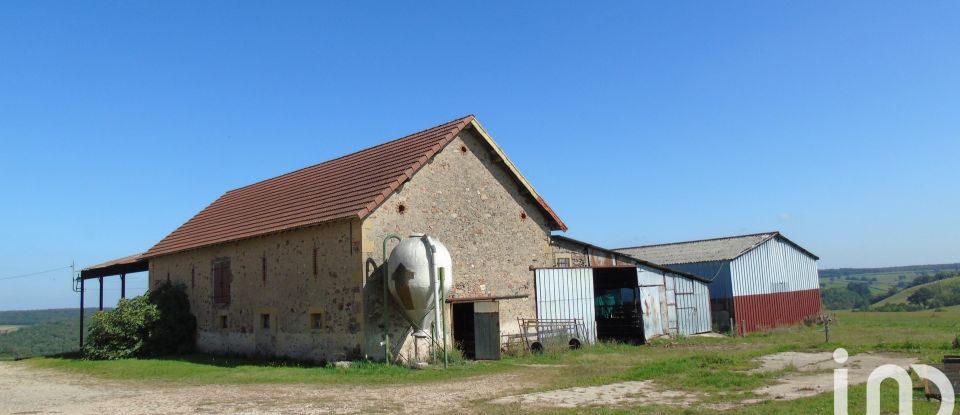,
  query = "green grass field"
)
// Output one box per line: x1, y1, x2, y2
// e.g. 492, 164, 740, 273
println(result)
25, 307, 960, 414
